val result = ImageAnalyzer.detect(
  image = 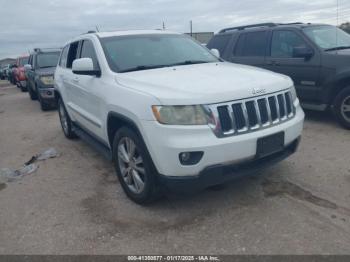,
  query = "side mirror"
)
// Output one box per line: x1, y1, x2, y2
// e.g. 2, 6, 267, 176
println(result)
293, 46, 314, 60
24, 64, 32, 71
210, 48, 220, 58
72, 58, 100, 76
